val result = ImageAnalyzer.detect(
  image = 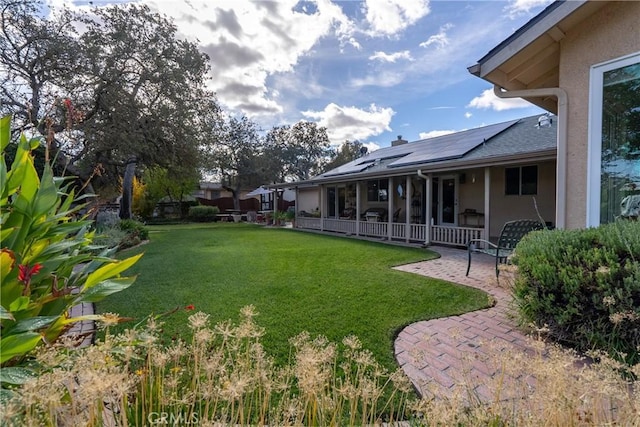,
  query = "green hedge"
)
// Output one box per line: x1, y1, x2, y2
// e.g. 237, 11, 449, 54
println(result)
188, 205, 220, 222
512, 220, 640, 365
